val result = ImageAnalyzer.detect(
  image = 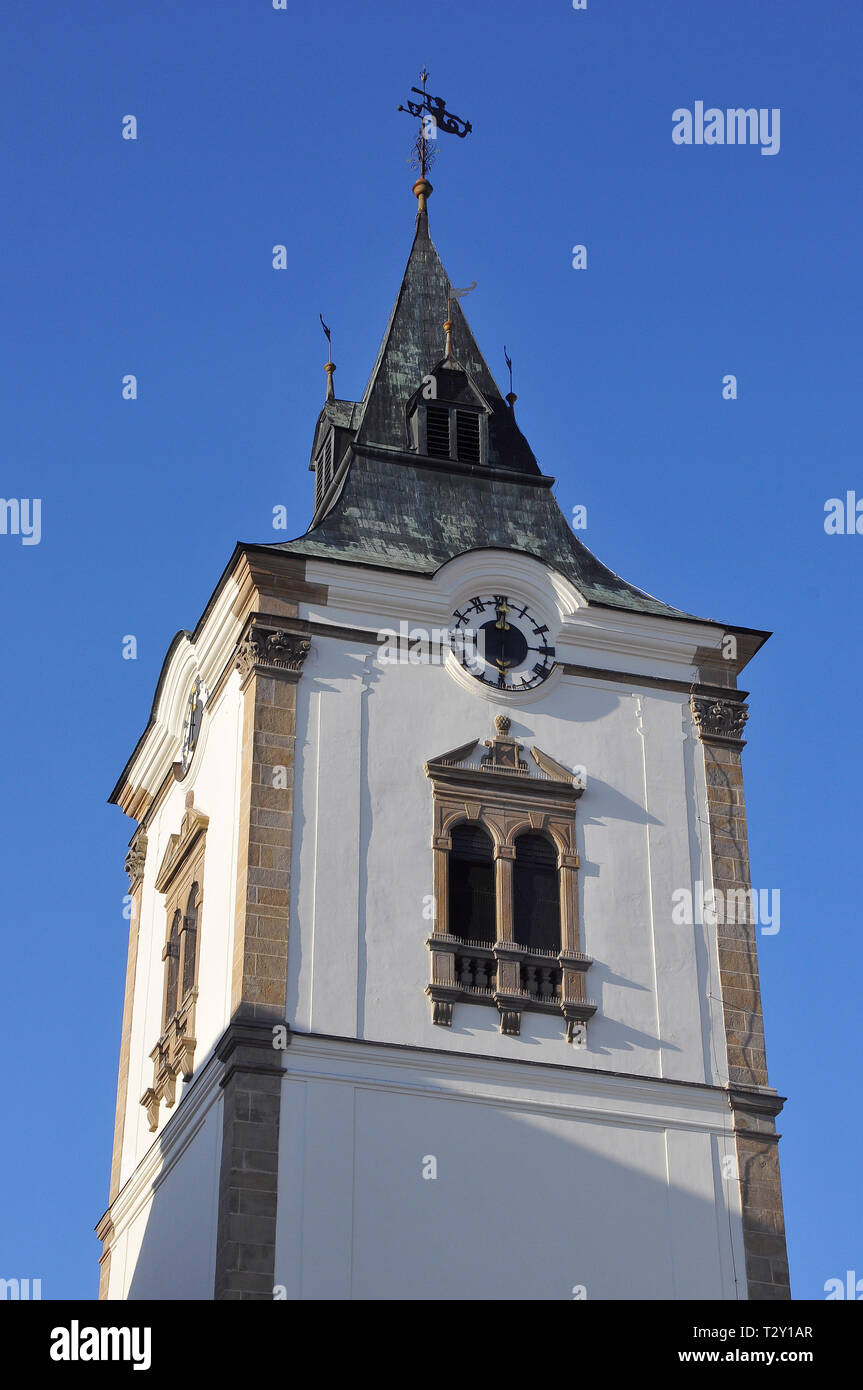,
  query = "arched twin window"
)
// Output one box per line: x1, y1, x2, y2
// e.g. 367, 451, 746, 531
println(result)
162, 883, 200, 1031
448, 824, 561, 951
425, 725, 592, 1038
